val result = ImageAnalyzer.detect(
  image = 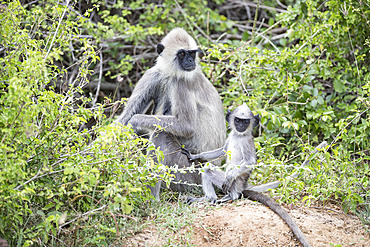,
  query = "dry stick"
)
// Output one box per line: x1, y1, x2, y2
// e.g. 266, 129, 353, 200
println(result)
14, 169, 64, 190
247, 141, 328, 193
310, 206, 356, 218
58, 205, 107, 231
92, 50, 103, 107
